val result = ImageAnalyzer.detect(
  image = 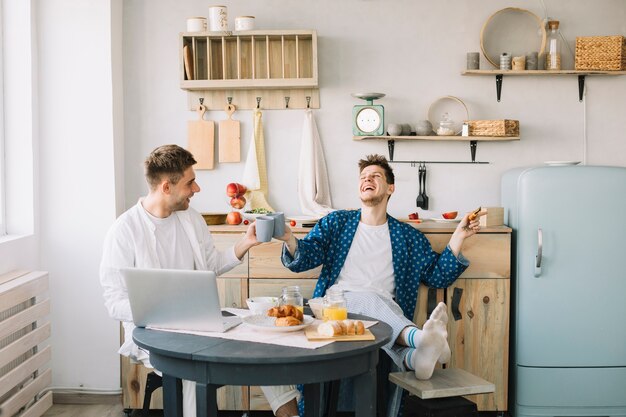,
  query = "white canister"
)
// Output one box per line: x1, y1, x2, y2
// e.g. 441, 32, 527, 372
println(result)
235, 16, 255, 31
208, 5, 228, 31
186, 17, 207, 32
